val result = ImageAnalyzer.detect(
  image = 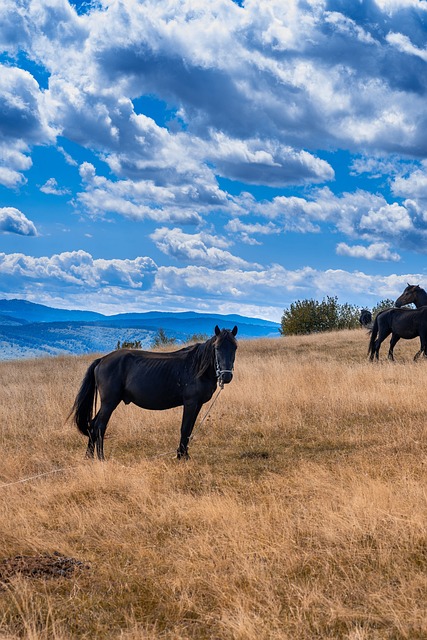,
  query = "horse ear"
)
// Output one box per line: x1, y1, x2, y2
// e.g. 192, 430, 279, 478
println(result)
232, 325, 238, 336
214, 325, 221, 336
